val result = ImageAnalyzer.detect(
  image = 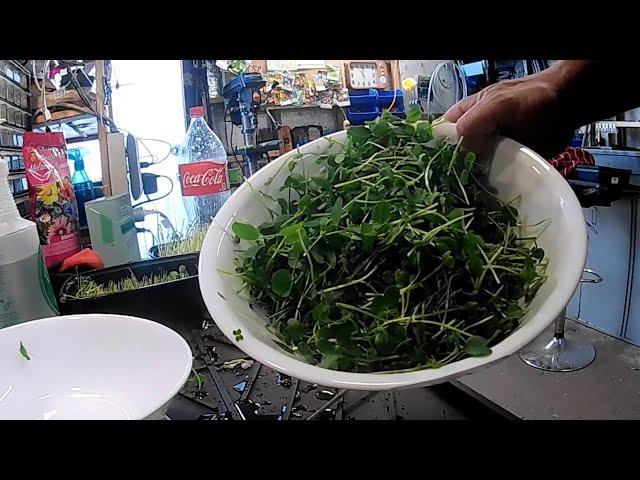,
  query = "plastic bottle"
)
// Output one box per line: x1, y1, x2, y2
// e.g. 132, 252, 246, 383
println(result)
69, 149, 95, 228
0, 159, 59, 328
177, 106, 231, 226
